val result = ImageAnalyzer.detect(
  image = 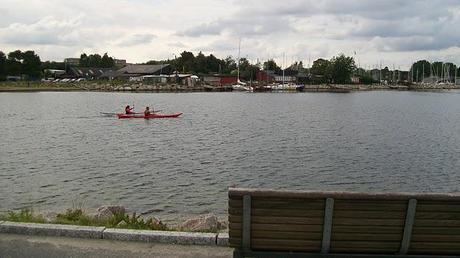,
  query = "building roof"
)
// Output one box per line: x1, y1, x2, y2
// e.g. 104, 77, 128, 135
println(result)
118, 64, 170, 74
70, 67, 114, 77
